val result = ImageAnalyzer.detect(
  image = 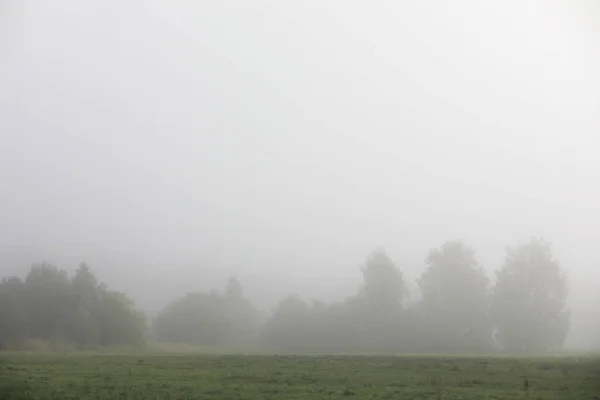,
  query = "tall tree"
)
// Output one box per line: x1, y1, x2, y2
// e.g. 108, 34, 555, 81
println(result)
225, 277, 243, 300
69, 264, 101, 344
0, 277, 27, 348
359, 248, 406, 311
23, 263, 74, 340
222, 277, 257, 346
491, 238, 569, 353
417, 241, 491, 353
357, 248, 407, 352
